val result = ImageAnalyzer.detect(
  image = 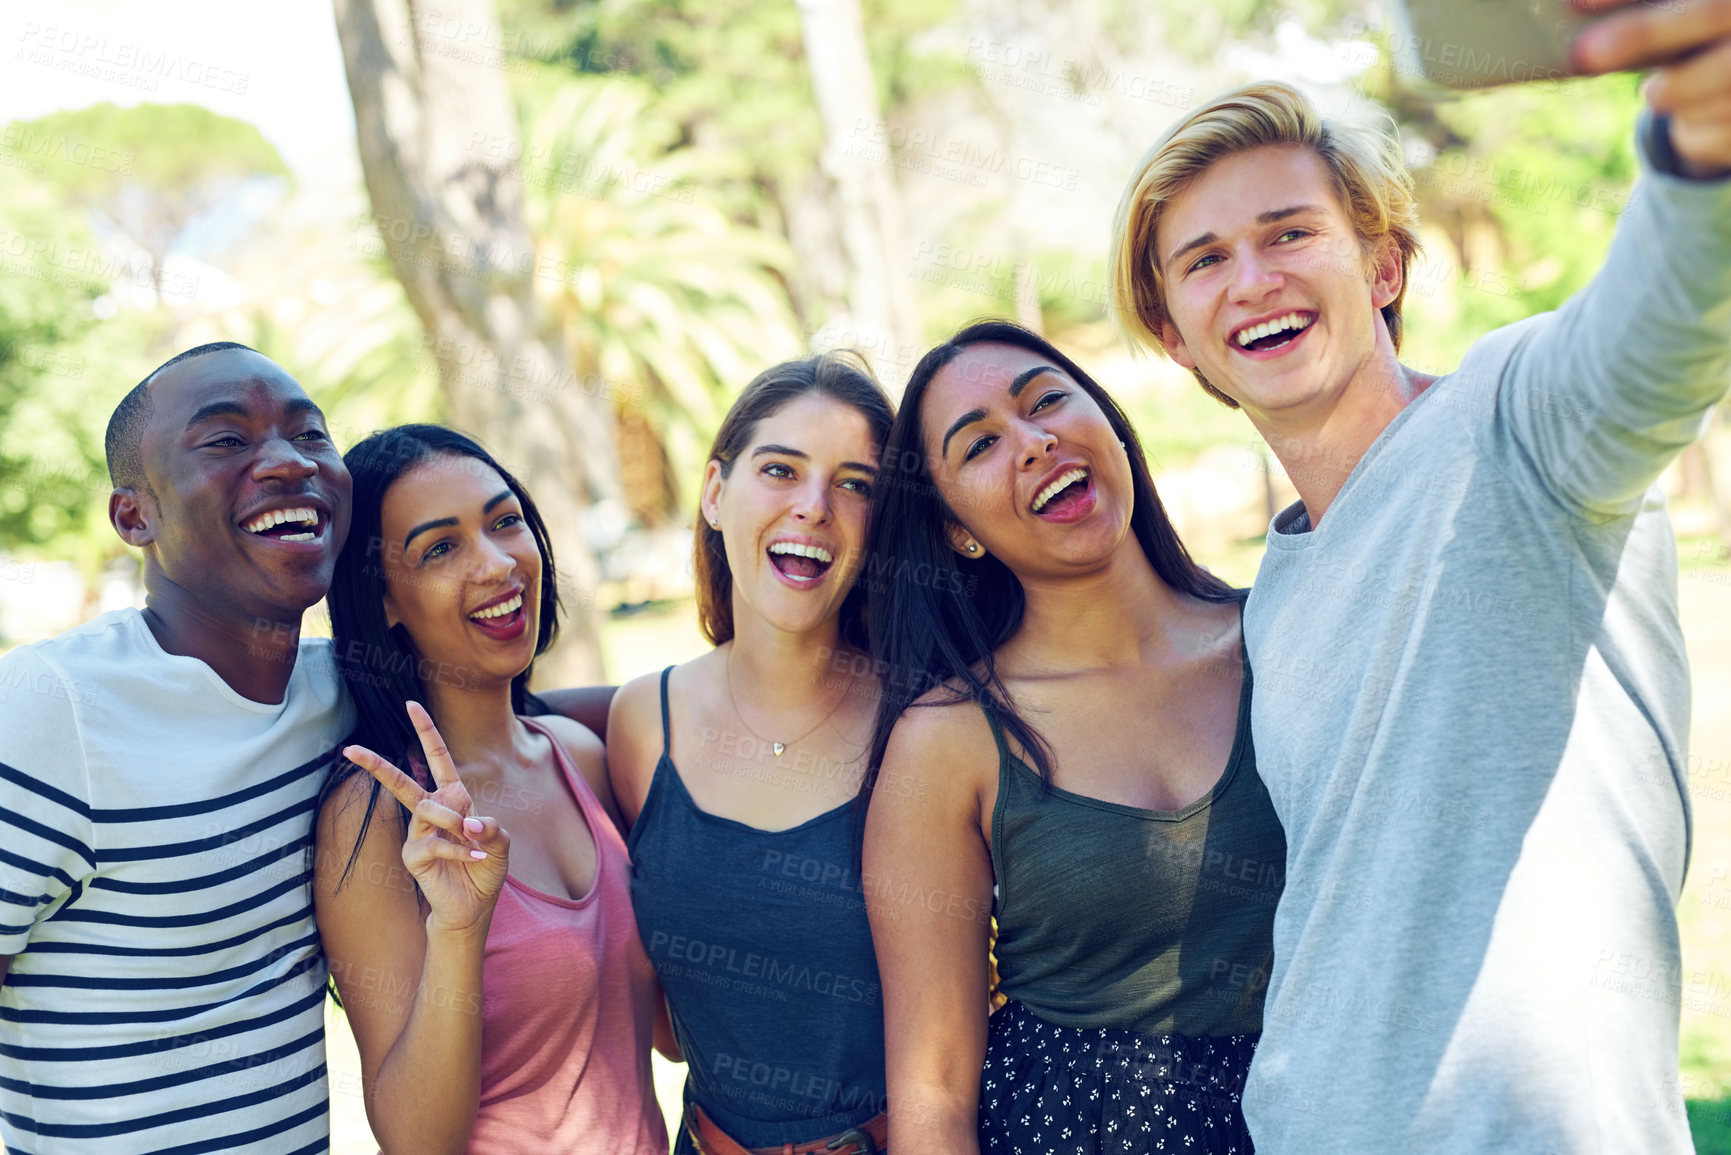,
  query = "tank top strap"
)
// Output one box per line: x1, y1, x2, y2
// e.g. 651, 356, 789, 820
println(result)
658, 665, 674, 758
520, 715, 610, 837
977, 699, 1016, 770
